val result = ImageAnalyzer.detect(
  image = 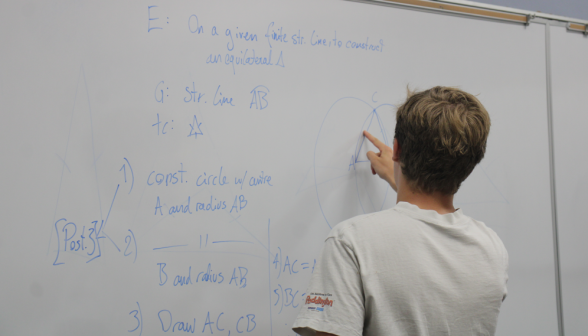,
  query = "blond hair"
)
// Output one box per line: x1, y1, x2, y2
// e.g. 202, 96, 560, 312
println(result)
394, 86, 491, 195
